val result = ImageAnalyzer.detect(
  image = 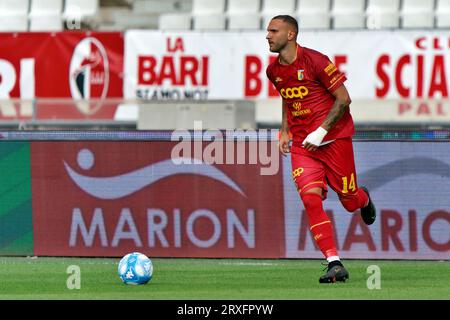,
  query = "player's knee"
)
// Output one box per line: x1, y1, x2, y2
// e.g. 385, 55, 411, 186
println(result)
301, 192, 323, 211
